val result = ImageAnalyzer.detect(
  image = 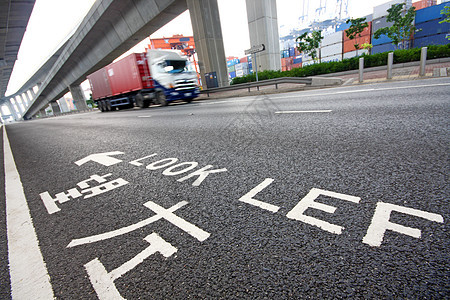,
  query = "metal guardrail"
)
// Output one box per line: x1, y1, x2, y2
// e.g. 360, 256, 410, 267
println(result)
202, 77, 313, 97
